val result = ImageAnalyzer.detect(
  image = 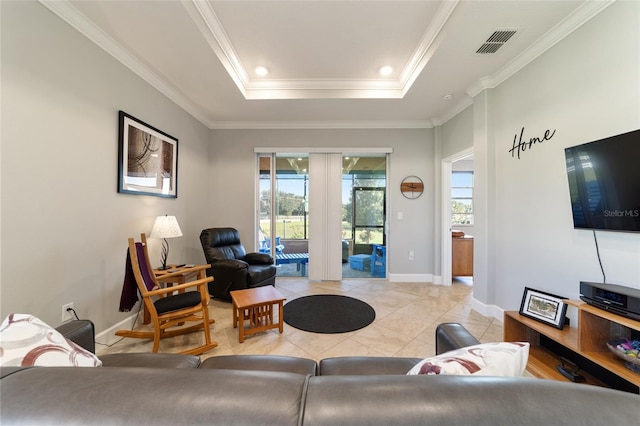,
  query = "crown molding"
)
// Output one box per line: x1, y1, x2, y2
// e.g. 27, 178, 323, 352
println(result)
39, 0, 216, 128
399, 0, 459, 96
188, 0, 458, 100
38, 0, 614, 130
183, 0, 249, 98
210, 120, 434, 130
467, 0, 615, 98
